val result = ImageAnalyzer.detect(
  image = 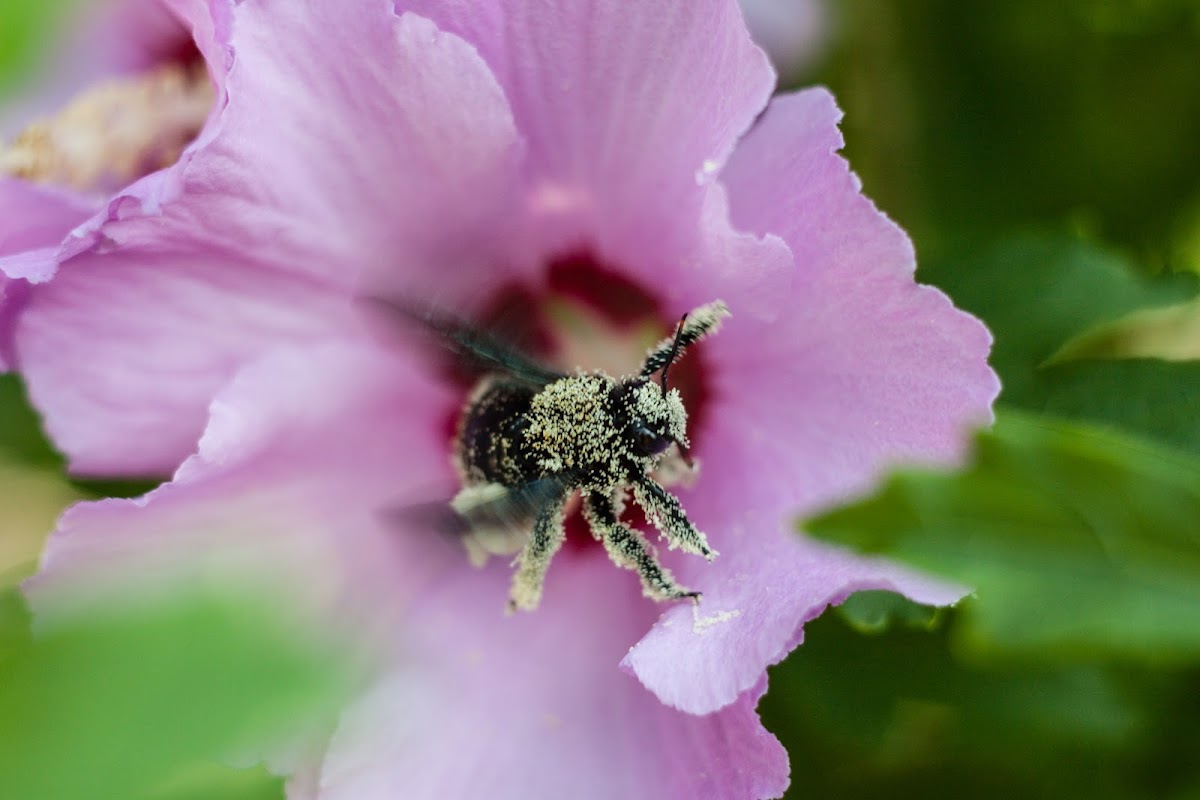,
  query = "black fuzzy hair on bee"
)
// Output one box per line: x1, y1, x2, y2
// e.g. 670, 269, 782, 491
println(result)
369, 296, 730, 612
